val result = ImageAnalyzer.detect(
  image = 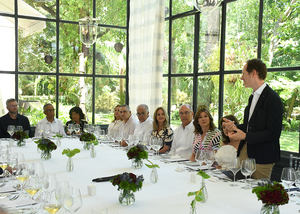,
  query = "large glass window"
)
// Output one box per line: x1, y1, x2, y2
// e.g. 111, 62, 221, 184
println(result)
225, 0, 259, 70
0, 17, 15, 71
18, 0, 56, 18
0, 74, 15, 115
262, 0, 300, 68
